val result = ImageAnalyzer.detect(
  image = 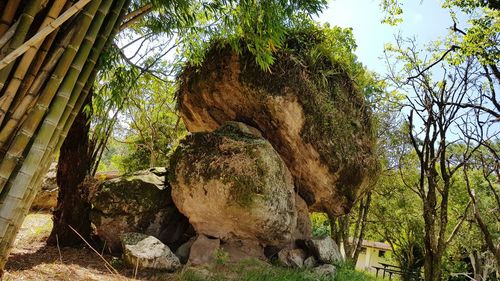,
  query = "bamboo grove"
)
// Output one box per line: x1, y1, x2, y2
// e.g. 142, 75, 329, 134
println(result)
0, 0, 129, 271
